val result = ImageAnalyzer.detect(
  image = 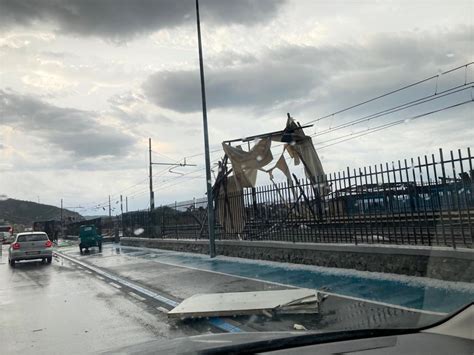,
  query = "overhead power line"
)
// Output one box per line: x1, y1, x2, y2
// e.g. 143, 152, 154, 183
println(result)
304, 61, 474, 125
315, 98, 473, 150
313, 84, 473, 137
